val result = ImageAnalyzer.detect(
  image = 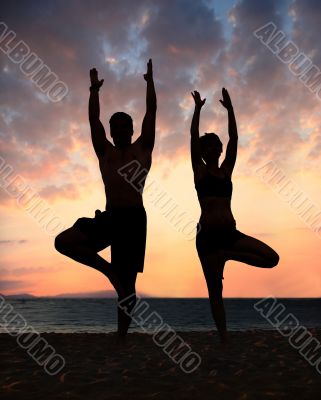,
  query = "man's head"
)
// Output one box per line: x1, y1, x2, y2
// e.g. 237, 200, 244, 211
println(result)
109, 112, 133, 147
199, 132, 223, 164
